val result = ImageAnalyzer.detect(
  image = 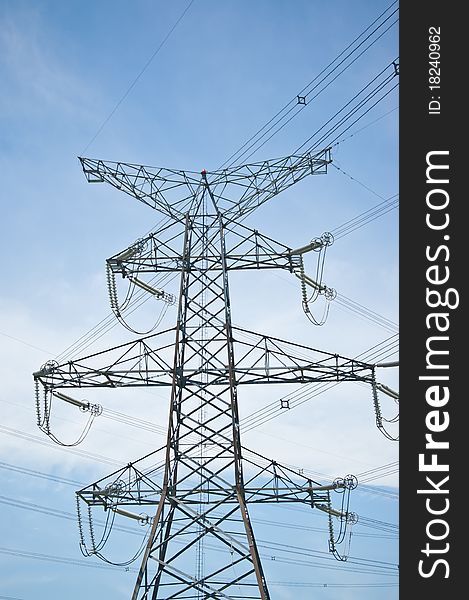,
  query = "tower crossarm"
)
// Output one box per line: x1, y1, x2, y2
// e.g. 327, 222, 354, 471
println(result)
79, 147, 331, 221
77, 445, 356, 512
33, 326, 376, 392
32, 328, 176, 390
205, 148, 331, 218
231, 327, 375, 386
79, 157, 203, 220
105, 220, 330, 276
222, 221, 331, 272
